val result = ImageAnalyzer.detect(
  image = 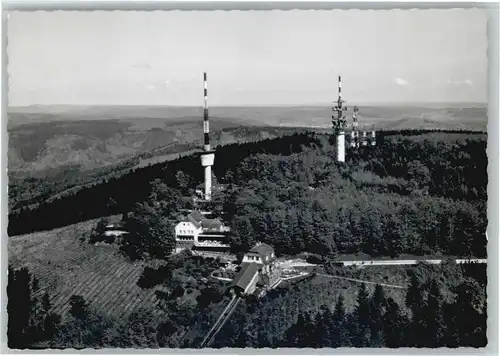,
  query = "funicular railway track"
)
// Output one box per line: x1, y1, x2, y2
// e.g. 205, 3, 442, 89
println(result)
200, 295, 241, 348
